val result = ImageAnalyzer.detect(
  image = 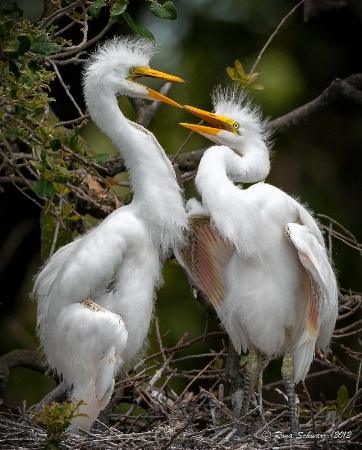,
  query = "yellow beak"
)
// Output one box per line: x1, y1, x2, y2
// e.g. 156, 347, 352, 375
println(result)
128, 66, 184, 108
129, 66, 185, 83
181, 105, 239, 134
179, 122, 222, 136
144, 86, 182, 108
